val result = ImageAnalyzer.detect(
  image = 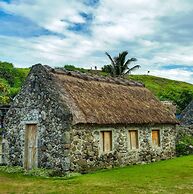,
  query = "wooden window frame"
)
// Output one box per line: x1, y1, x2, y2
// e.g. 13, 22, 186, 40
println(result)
128, 130, 139, 150
151, 129, 160, 147
100, 131, 112, 153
